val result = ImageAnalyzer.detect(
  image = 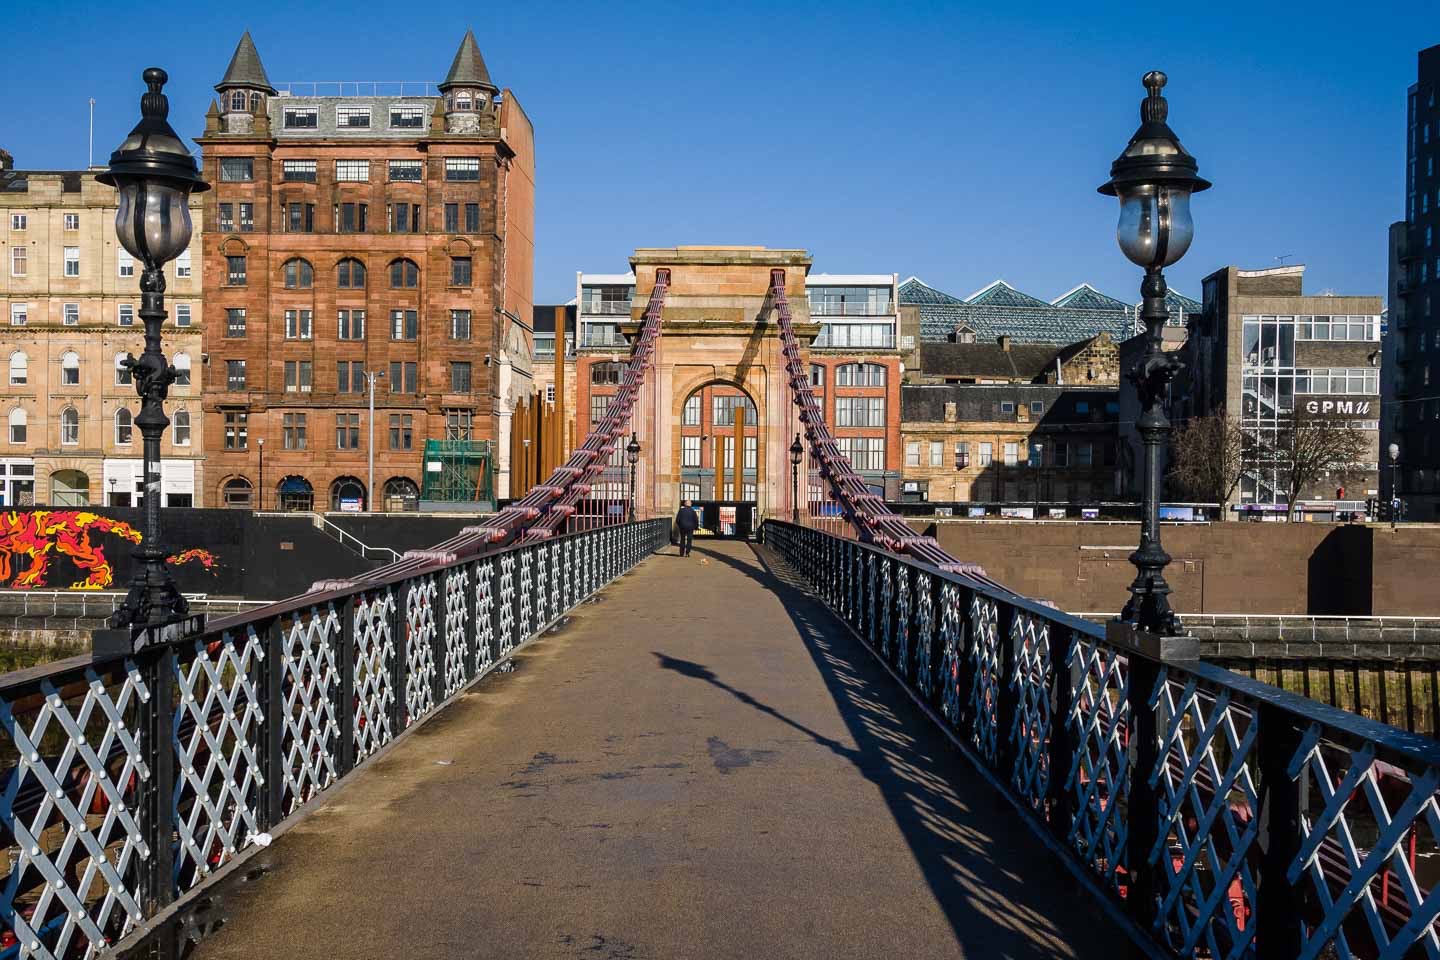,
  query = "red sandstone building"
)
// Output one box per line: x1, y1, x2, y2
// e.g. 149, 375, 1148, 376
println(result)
198, 31, 535, 510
